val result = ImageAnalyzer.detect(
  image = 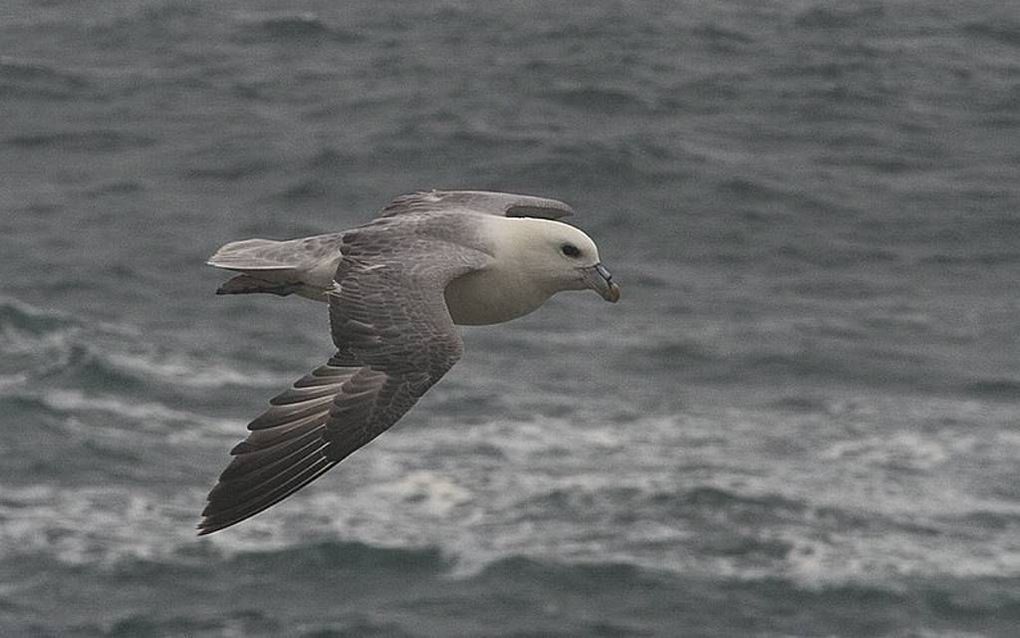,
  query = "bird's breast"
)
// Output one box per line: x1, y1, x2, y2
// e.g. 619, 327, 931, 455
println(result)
444, 267, 550, 326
